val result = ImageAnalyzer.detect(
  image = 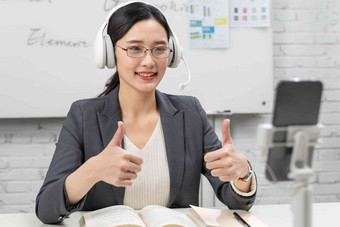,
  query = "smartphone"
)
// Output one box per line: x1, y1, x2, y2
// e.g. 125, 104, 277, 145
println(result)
266, 79, 323, 181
